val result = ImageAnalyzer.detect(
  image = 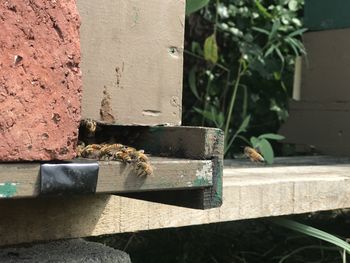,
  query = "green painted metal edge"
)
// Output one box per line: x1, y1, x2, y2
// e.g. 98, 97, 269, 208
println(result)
304, 0, 350, 31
